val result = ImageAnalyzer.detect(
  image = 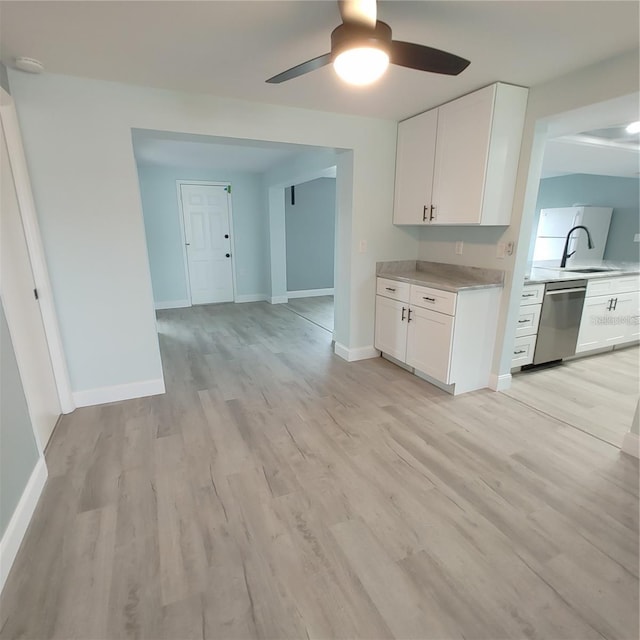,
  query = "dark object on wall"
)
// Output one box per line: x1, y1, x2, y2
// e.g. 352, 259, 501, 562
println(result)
291, 185, 295, 206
